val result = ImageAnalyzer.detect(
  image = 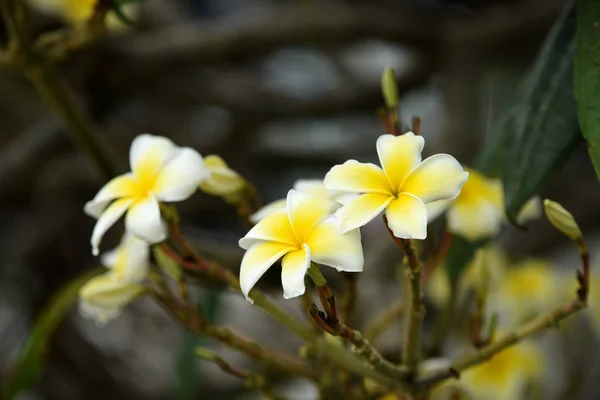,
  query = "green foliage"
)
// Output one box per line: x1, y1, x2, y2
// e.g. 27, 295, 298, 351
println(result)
500, 1, 580, 222
3, 269, 102, 400
153, 246, 182, 281
575, 0, 600, 179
